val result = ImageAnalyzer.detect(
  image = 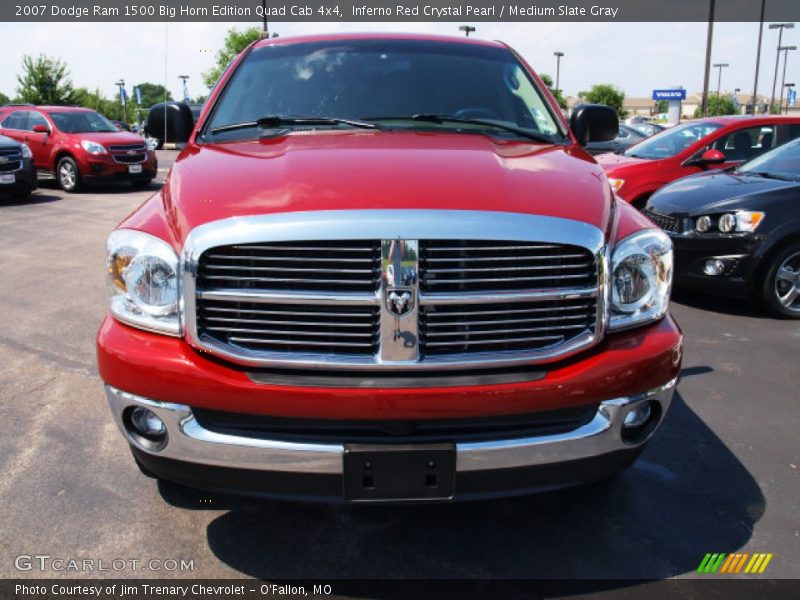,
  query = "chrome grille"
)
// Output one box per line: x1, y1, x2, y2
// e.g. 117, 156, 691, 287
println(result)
642, 209, 680, 234
419, 240, 597, 292
109, 144, 147, 152
197, 300, 380, 355
112, 153, 146, 164
0, 149, 22, 172
421, 298, 597, 355
185, 211, 605, 370
197, 241, 381, 292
